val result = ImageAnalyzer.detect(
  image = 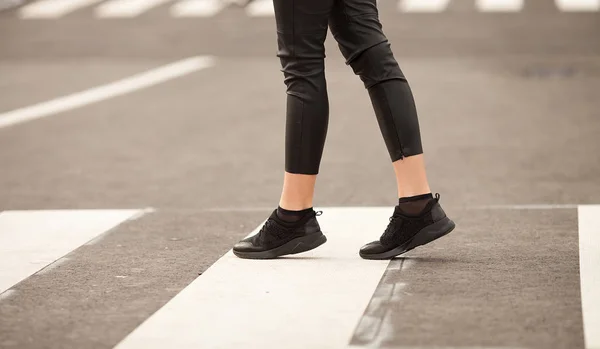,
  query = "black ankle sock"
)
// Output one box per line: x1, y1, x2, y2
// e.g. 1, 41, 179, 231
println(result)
397, 193, 433, 216
276, 206, 313, 223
